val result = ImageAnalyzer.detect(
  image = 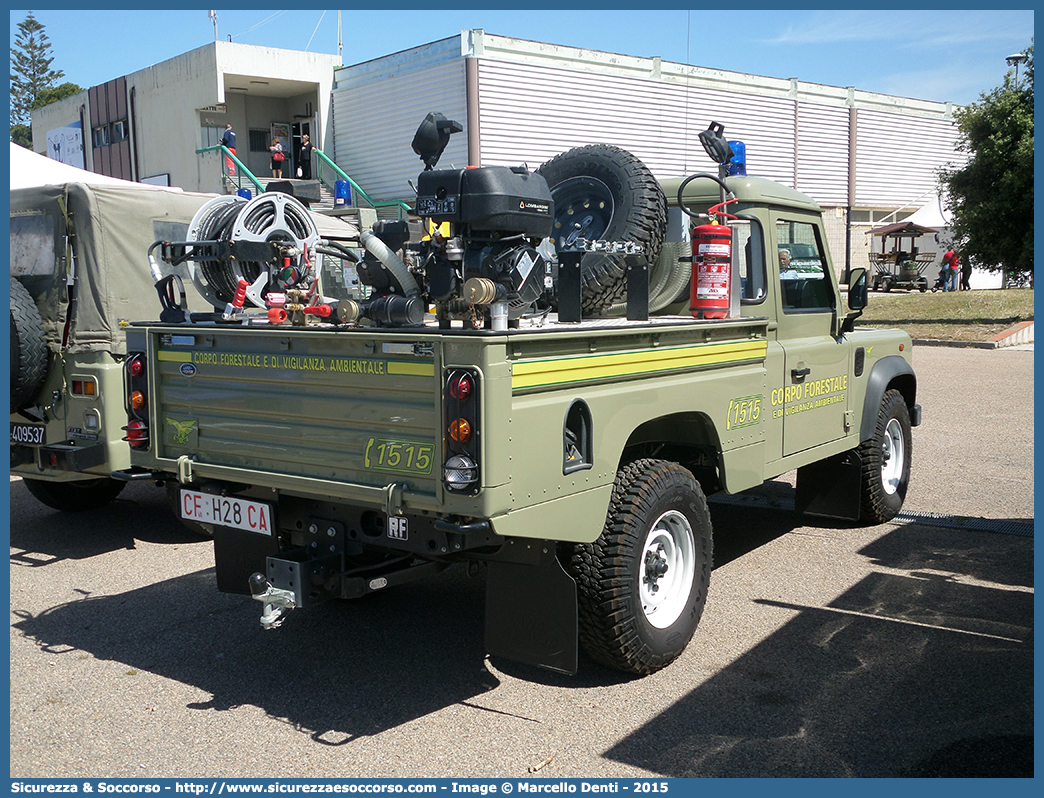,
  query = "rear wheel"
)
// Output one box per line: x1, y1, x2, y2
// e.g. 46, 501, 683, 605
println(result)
570, 459, 712, 674
537, 144, 667, 316
23, 477, 126, 512
858, 389, 912, 523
